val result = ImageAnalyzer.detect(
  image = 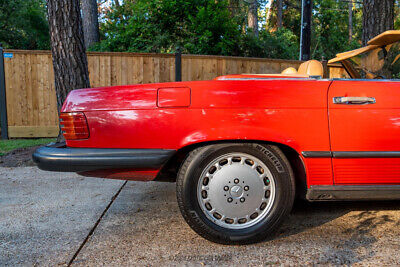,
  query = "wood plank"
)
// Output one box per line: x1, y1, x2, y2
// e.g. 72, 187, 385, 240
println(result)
19, 54, 28, 126
37, 54, 45, 126
88, 55, 98, 87
143, 57, 153, 84
169, 57, 175, 82
116, 55, 123, 85
4, 50, 15, 126
192, 58, 201, 80
132, 56, 143, 84
43, 54, 53, 126
205, 58, 217, 80
8, 126, 59, 138
158, 57, 166, 82
153, 56, 160, 83
99, 55, 109, 86
31, 54, 39, 126
25, 54, 33, 126
47, 55, 58, 125
39, 54, 47, 126
181, 57, 189, 81
121, 56, 131, 85
217, 58, 225, 76
14, 53, 23, 126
